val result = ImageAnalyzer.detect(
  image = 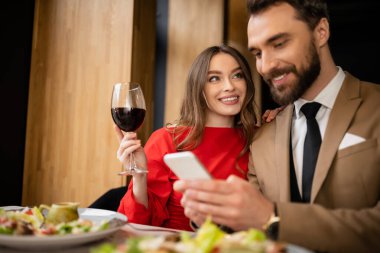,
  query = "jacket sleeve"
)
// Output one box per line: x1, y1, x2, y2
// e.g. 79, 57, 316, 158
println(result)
278, 201, 380, 253
247, 150, 261, 190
